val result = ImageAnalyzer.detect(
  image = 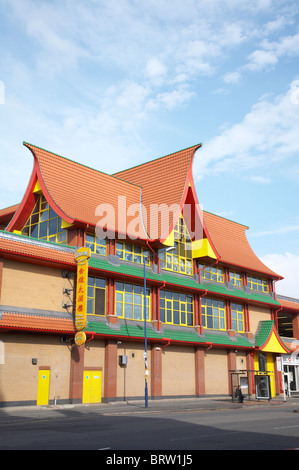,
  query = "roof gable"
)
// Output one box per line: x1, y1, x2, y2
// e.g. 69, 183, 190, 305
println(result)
203, 211, 281, 278
8, 142, 147, 240
255, 320, 290, 353
114, 144, 202, 240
